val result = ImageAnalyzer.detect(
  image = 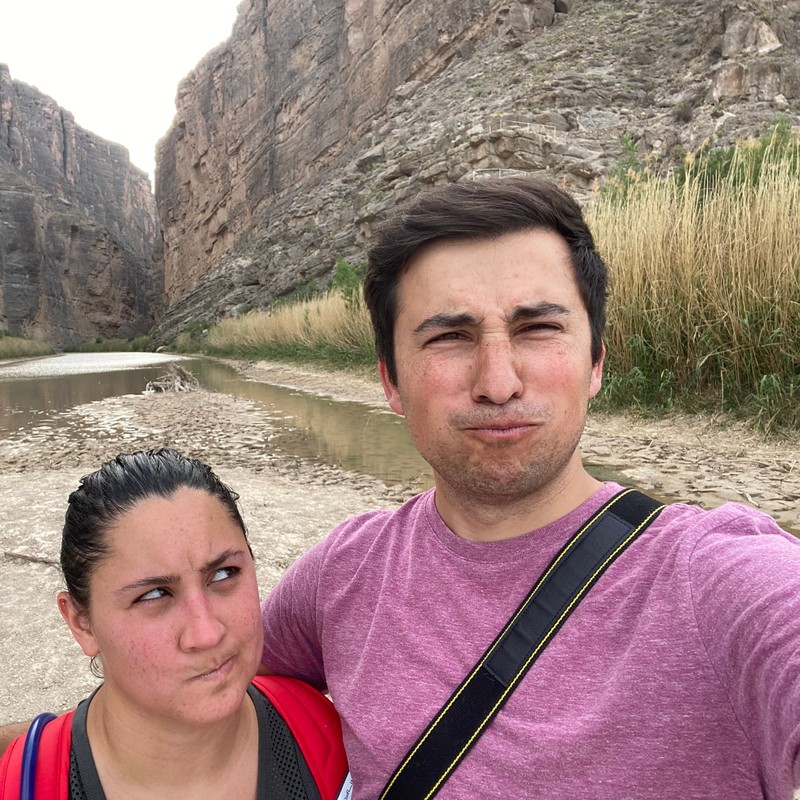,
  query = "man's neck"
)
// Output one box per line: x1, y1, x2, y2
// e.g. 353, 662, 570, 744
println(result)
433, 464, 603, 542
